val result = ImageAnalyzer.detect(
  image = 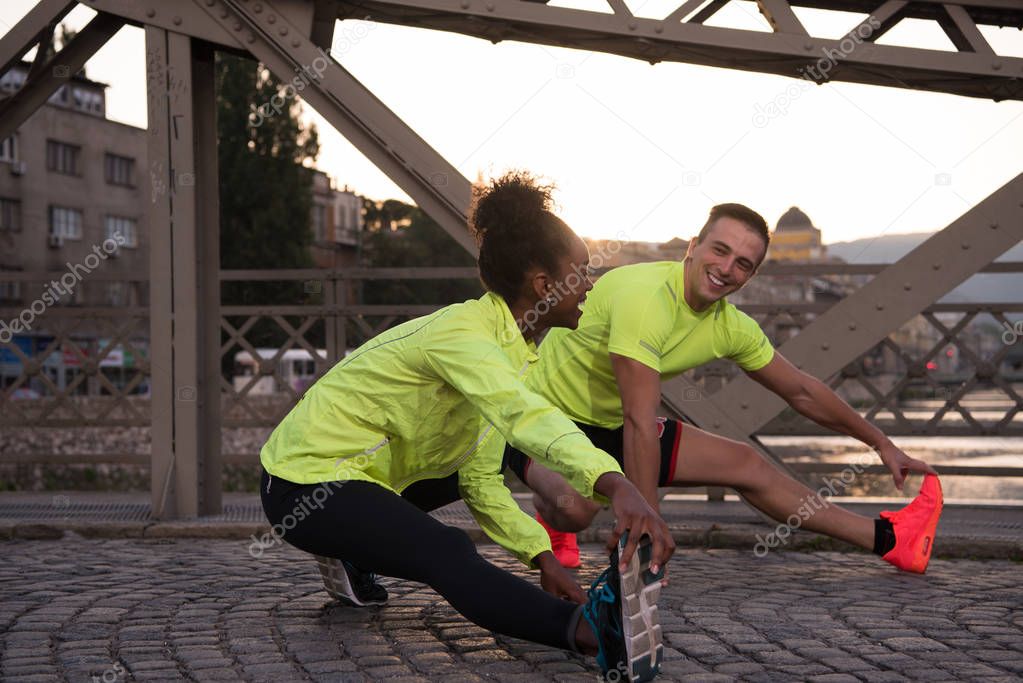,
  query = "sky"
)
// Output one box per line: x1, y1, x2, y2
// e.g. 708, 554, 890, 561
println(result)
2, 0, 1021, 245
